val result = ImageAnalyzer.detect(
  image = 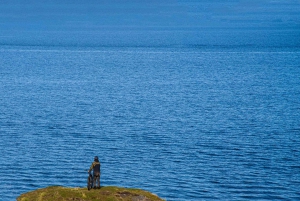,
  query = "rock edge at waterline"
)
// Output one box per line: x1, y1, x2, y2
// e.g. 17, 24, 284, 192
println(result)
17, 186, 165, 201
